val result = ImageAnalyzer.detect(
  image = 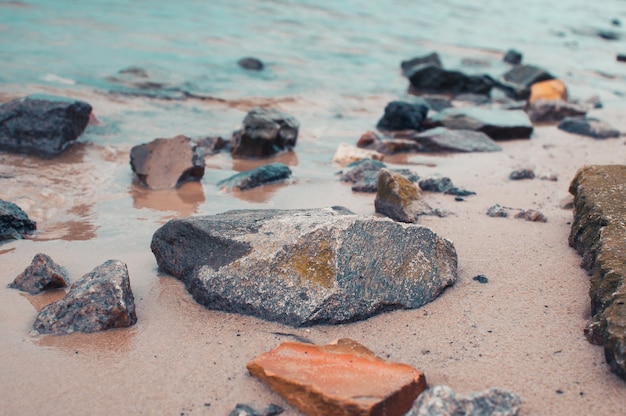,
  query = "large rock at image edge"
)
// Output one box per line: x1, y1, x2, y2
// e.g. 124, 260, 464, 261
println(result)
231, 107, 299, 159
33, 260, 137, 335
569, 165, 626, 380
151, 207, 457, 326
0, 199, 36, 242
247, 338, 427, 416
130, 135, 205, 190
0, 95, 92, 157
